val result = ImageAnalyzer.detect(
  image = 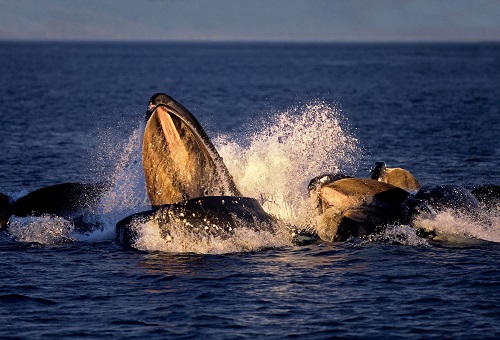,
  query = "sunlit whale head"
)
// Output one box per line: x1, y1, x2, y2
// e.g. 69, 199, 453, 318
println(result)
370, 161, 421, 192
314, 178, 410, 241
142, 93, 241, 206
